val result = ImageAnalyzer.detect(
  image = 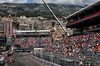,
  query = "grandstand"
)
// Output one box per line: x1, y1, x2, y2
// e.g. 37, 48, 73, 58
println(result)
66, 1, 100, 35
14, 30, 52, 48
32, 1, 100, 66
